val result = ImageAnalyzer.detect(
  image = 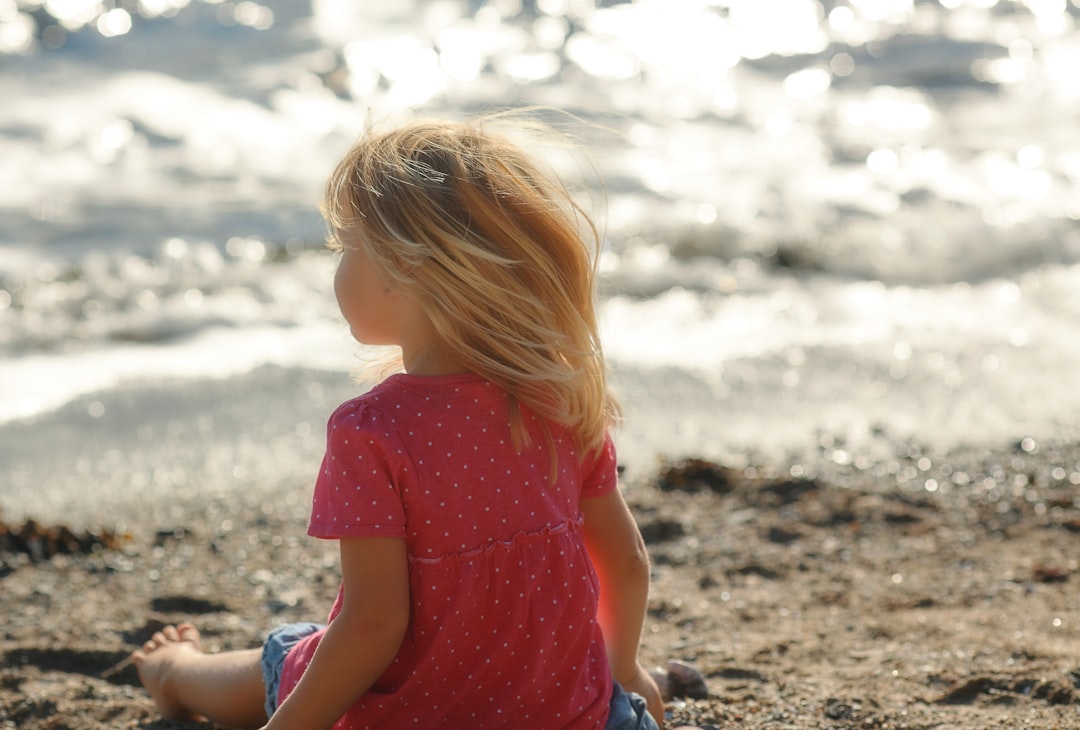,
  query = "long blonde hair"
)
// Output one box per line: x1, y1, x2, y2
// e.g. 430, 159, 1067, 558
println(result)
322, 114, 618, 459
